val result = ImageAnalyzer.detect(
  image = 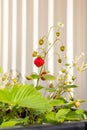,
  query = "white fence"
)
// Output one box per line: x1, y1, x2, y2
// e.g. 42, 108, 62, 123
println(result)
0, 0, 87, 110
